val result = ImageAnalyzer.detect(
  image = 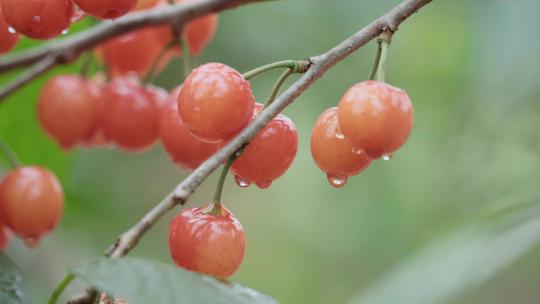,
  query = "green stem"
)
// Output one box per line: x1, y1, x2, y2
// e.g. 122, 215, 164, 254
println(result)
79, 52, 94, 78
181, 37, 192, 79
368, 42, 383, 80
370, 31, 392, 82
209, 154, 237, 215
47, 272, 75, 304
264, 68, 293, 107
143, 39, 177, 85
242, 60, 301, 80
0, 140, 20, 168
